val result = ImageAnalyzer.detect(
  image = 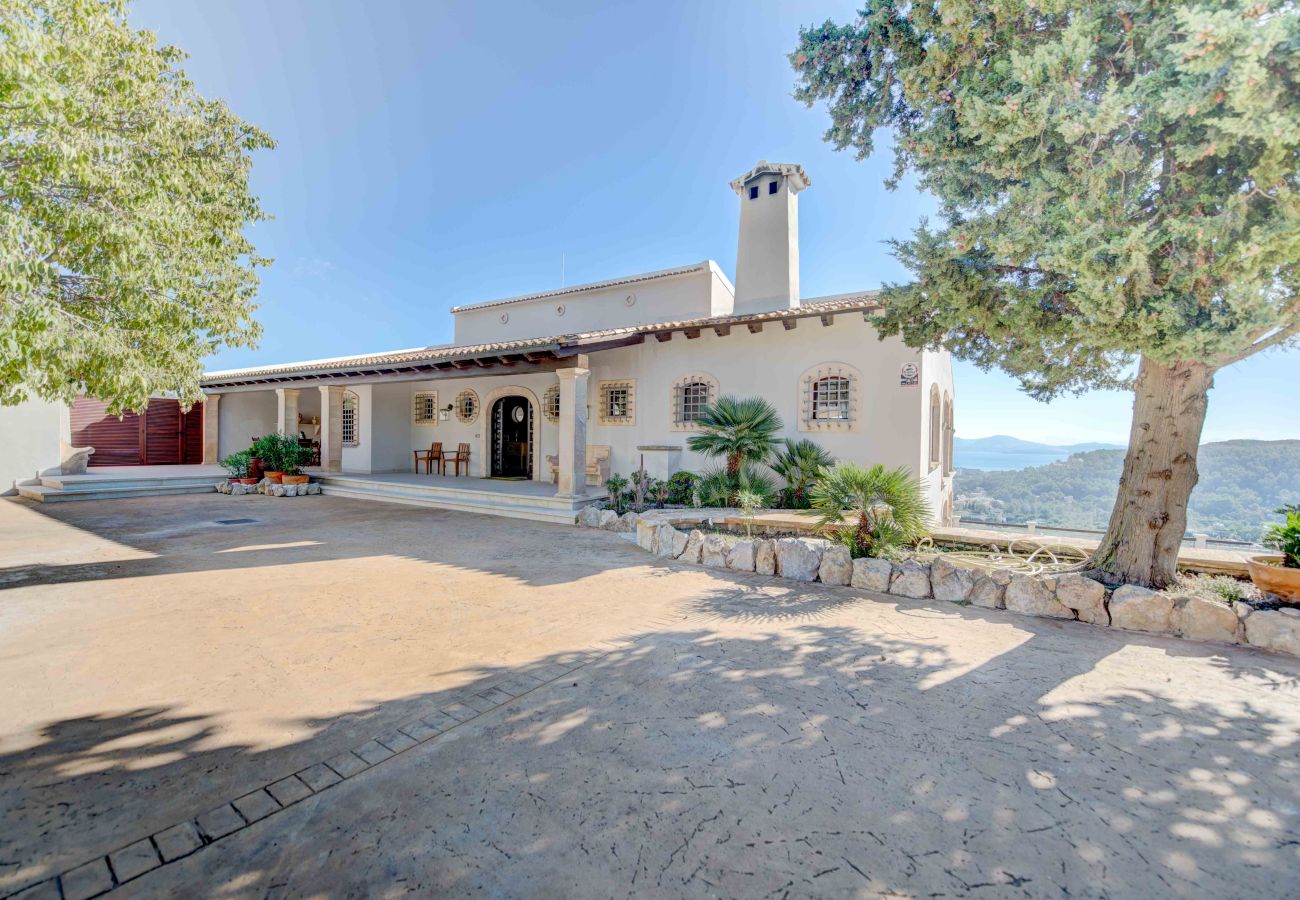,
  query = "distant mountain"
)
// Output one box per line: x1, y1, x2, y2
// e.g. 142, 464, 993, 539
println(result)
954, 439, 1300, 543
954, 435, 1124, 471
955, 435, 1123, 455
